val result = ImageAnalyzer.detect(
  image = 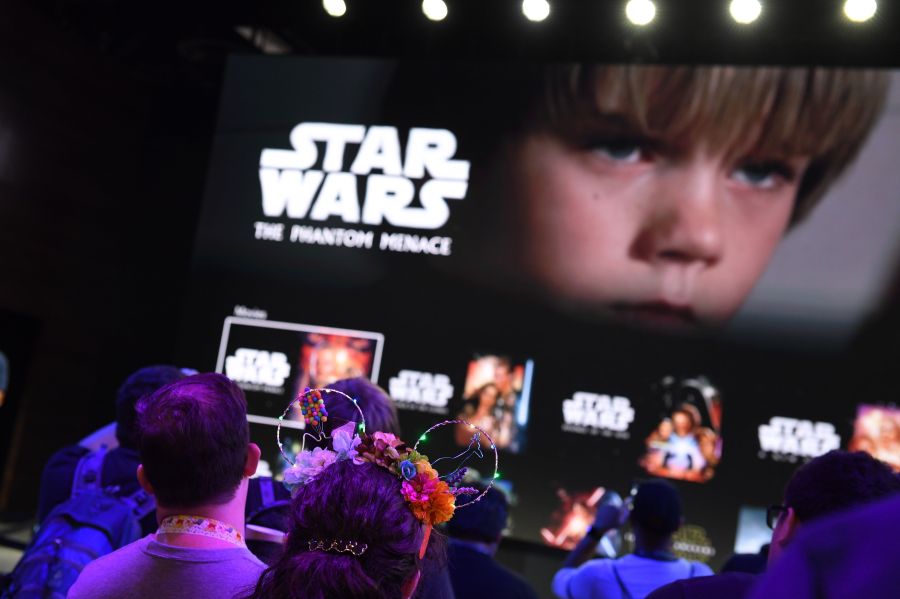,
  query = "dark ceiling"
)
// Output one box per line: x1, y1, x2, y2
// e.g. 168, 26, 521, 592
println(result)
29, 0, 900, 85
